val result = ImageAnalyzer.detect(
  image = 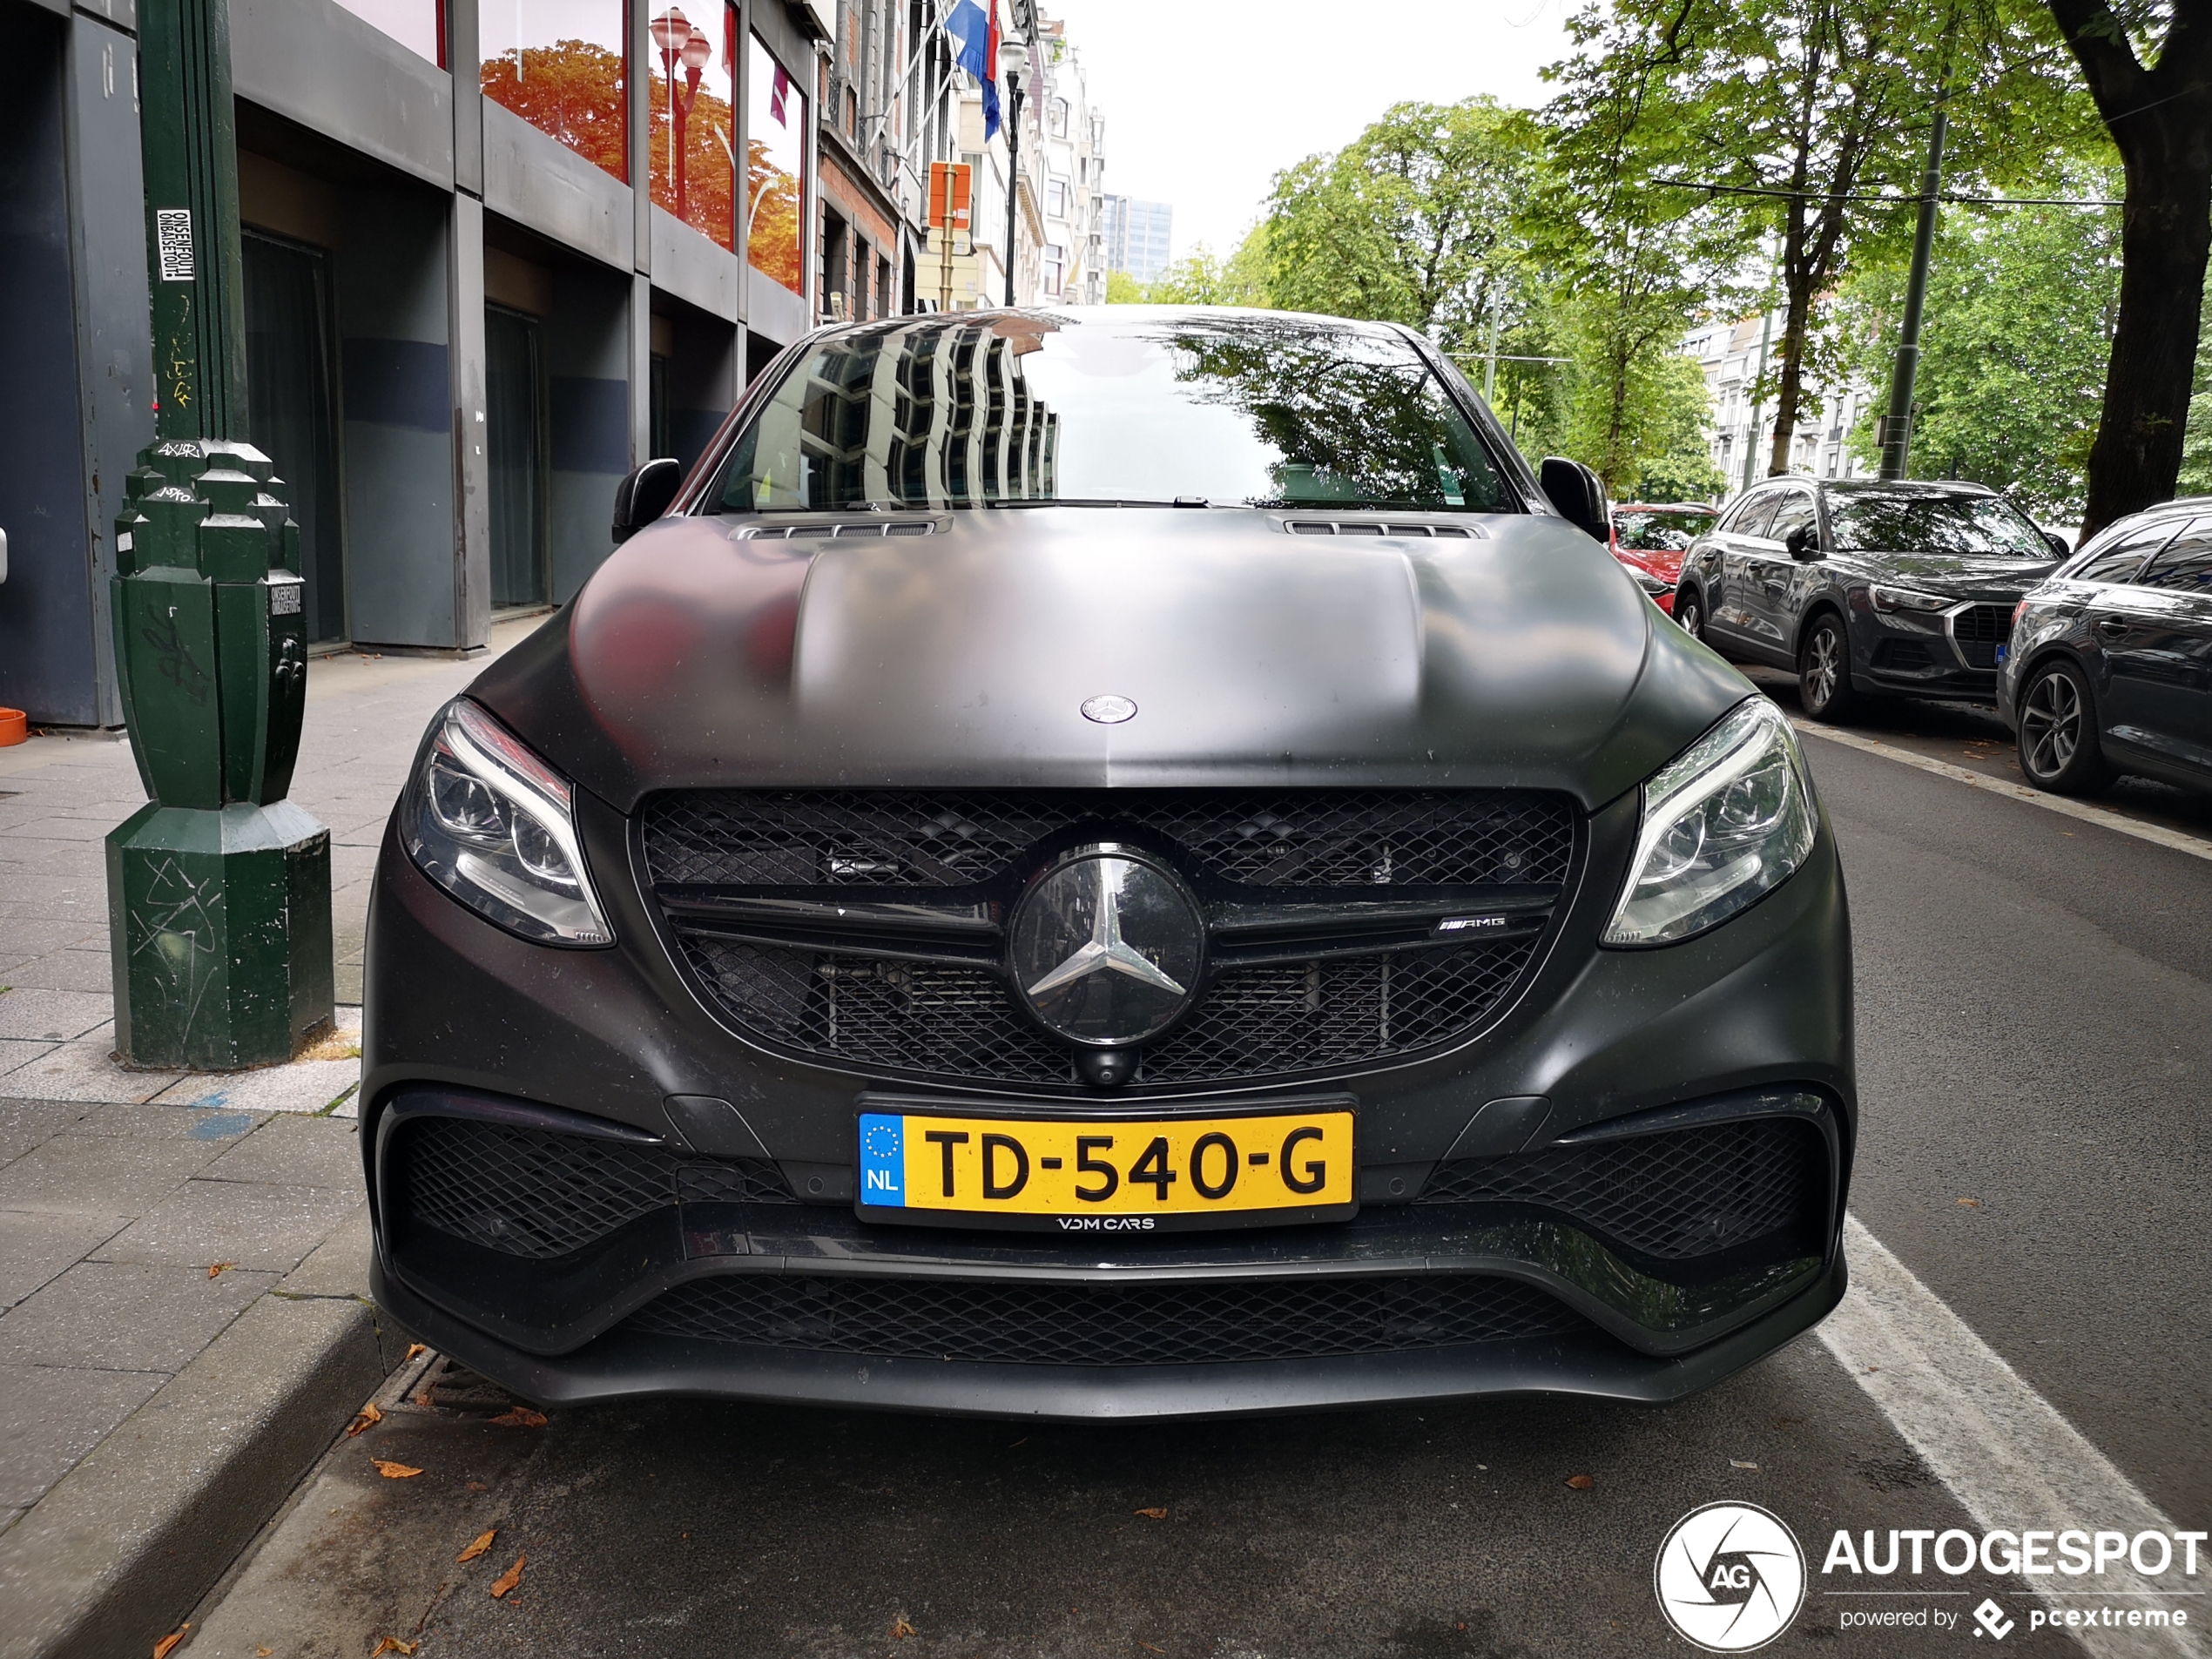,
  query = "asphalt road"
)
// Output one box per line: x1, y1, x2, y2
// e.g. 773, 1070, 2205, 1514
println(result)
185, 678, 2212, 1659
